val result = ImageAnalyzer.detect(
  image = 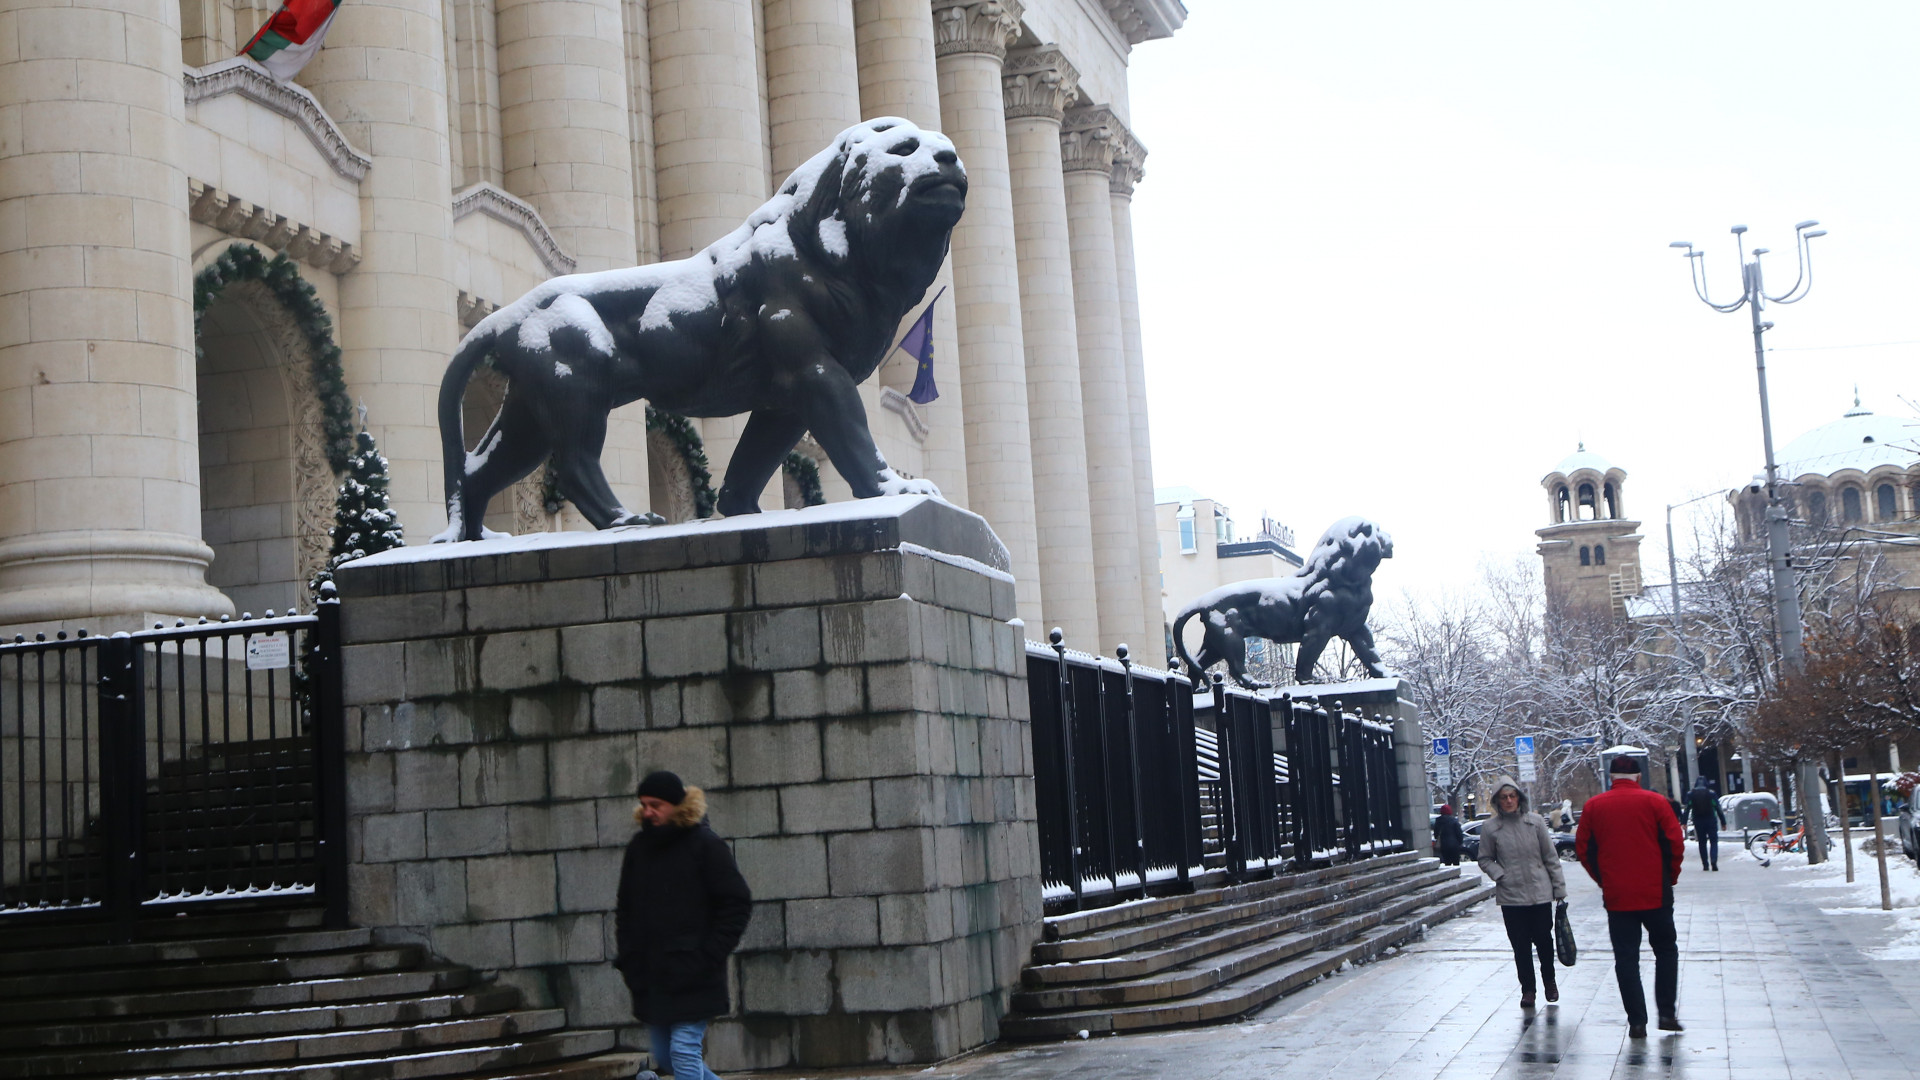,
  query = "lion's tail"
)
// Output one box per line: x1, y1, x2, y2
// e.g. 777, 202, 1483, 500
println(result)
434, 326, 497, 541
1171, 606, 1204, 686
